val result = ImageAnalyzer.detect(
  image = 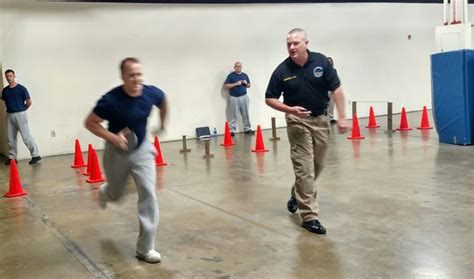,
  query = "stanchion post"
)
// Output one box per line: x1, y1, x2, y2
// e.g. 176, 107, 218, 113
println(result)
387, 102, 393, 132
179, 135, 191, 153
270, 117, 280, 141
202, 139, 214, 158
